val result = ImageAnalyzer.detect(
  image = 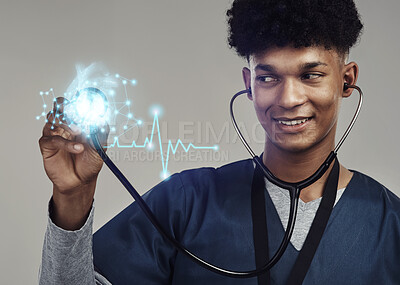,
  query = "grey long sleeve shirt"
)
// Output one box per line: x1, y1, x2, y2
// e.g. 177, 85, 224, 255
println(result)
39, 204, 111, 285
